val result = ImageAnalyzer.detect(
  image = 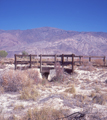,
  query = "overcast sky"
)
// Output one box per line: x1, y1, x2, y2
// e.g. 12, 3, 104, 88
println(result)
0, 0, 107, 32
